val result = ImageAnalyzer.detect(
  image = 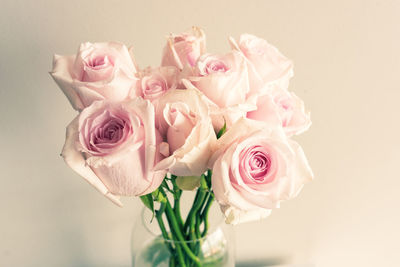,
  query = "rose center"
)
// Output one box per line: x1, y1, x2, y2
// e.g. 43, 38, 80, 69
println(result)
174, 36, 186, 42
250, 151, 270, 180
205, 60, 229, 74
147, 80, 165, 92
87, 55, 113, 70
104, 126, 118, 140
94, 118, 125, 145
239, 145, 272, 183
